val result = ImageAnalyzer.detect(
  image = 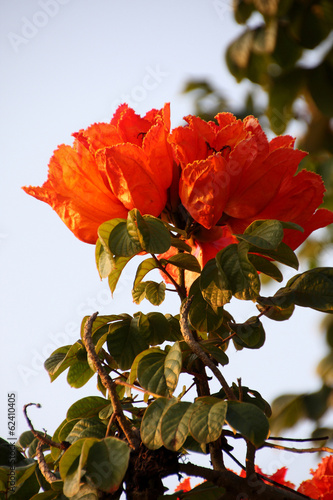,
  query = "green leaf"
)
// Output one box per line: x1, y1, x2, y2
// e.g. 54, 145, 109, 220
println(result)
67, 397, 109, 420
201, 343, 229, 366
170, 237, 192, 252
160, 401, 192, 451
108, 255, 132, 294
59, 438, 88, 497
98, 218, 126, 253
189, 397, 227, 444
65, 418, 106, 444
164, 342, 182, 396
188, 278, 225, 333
95, 239, 112, 279
126, 210, 171, 254
44, 345, 74, 383
200, 259, 232, 309
248, 254, 283, 282
260, 268, 333, 313
133, 258, 159, 288
107, 314, 149, 370
132, 281, 166, 306
216, 243, 260, 301
67, 358, 94, 388
137, 349, 168, 396
146, 312, 171, 345
141, 398, 175, 449
70, 484, 99, 499
109, 221, 142, 257
85, 437, 130, 493
145, 281, 166, 305
230, 317, 266, 349
237, 220, 285, 250
251, 242, 299, 270
226, 401, 269, 447
256, 299, 295, 321
162, 253, 201, 273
